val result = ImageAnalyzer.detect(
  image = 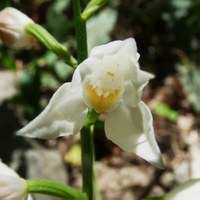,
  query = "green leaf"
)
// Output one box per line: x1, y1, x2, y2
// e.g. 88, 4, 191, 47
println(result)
17, 64, 41, 117
152, 102, 178, 121
40, 51, 73, 82
87, 7, 117, 50
41, 51, 58, 66
24, 23, 77, 67
0, 49, 16, 71
54, 61, 73, 81
144, 197, 164, 200
82, 0, 108, 20
178, 63, 200, 114
46, 0, 72, 41
41, 72, 60, 90
27, 179, 87, 200
53, 0, 70, 13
